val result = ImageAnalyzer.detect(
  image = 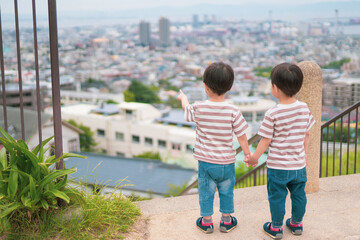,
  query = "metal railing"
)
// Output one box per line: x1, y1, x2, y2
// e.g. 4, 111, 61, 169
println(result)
0, 0, 63, 168
179, 134, 262, 196
320, 101, 359, 177
234, 161, 267, 188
